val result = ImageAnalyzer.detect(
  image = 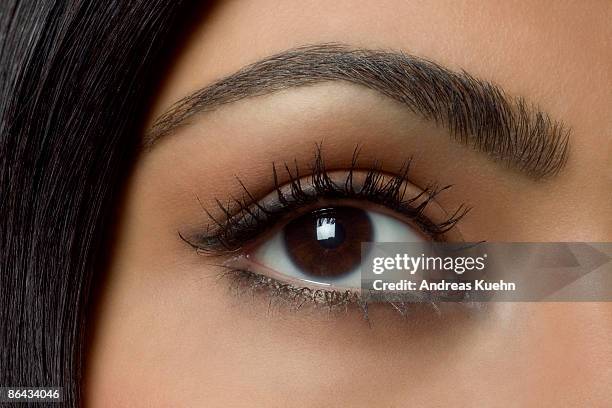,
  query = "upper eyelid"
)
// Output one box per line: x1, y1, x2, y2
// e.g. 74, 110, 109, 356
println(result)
180, 148, 469, 253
